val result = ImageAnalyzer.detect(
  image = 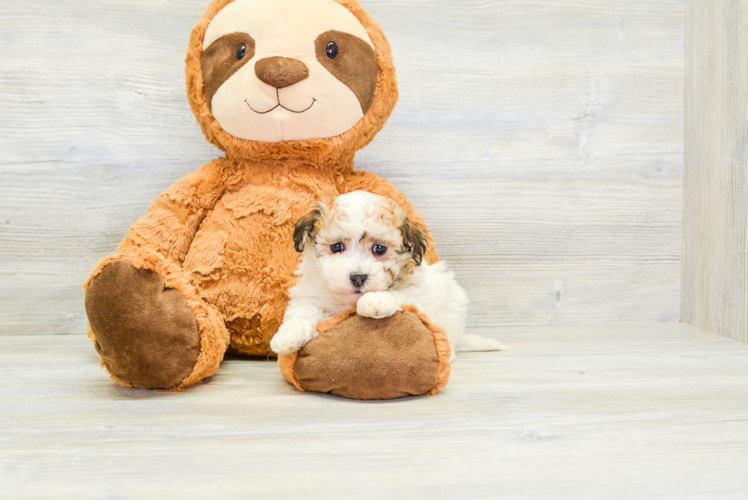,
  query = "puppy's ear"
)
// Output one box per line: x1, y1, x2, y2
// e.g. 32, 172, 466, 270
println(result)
400, 218, 428, 266
293, 207, 324, 253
